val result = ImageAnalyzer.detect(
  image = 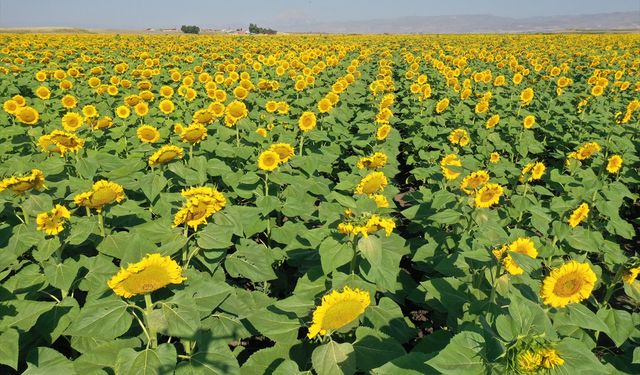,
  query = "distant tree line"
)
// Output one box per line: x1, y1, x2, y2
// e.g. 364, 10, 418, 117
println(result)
180, 25, 200, 34
249, 23, 277, 34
